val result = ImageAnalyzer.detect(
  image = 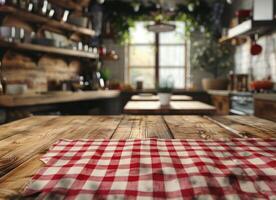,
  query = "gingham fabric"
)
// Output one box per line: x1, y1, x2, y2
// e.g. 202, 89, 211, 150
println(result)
24, 139, 276, 200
